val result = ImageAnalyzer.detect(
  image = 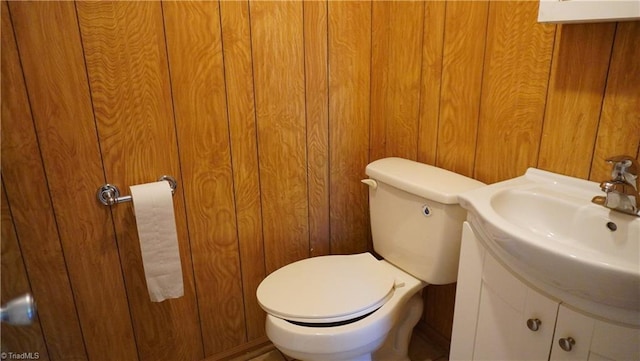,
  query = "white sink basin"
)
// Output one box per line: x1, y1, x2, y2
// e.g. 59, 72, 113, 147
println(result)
459, 168, 640, 313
